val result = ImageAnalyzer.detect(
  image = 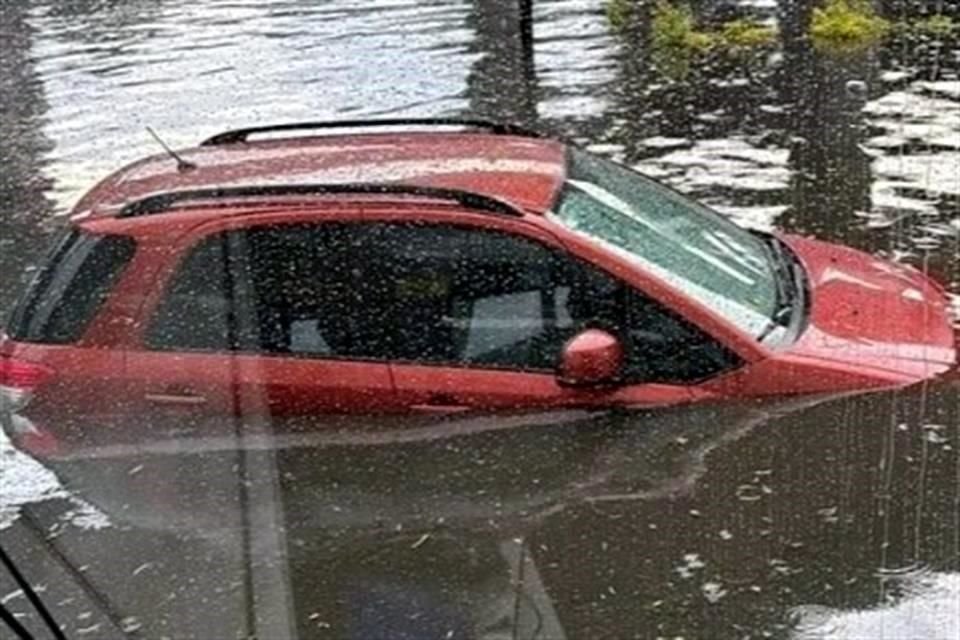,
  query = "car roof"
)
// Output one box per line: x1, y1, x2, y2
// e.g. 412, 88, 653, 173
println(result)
74, 131, 568, 220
